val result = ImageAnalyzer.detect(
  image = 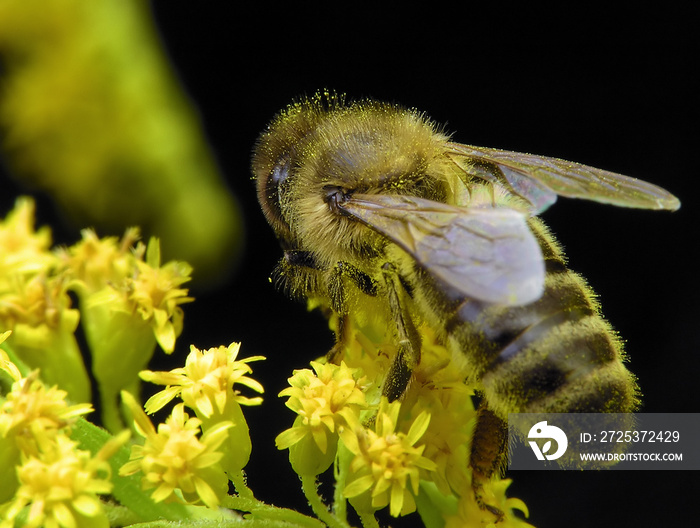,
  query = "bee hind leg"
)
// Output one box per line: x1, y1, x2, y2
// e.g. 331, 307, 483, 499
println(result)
470, 405, 509, 522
